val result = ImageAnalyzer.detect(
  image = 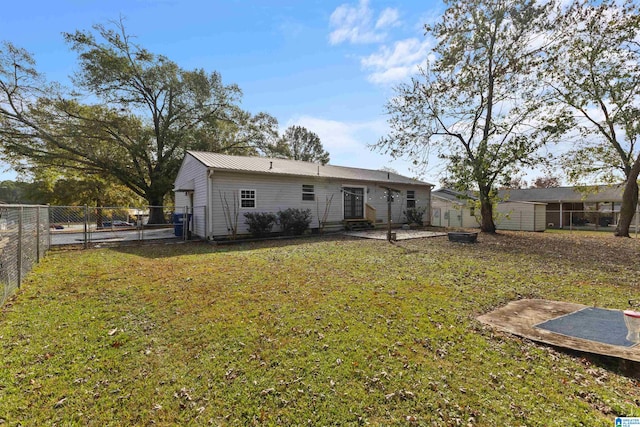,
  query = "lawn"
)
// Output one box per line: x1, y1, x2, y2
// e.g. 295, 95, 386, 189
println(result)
1, 231, 639, 426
